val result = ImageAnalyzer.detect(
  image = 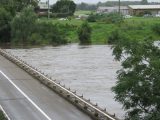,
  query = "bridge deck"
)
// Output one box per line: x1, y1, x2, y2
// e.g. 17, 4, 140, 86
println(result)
0, 55, 92, 120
